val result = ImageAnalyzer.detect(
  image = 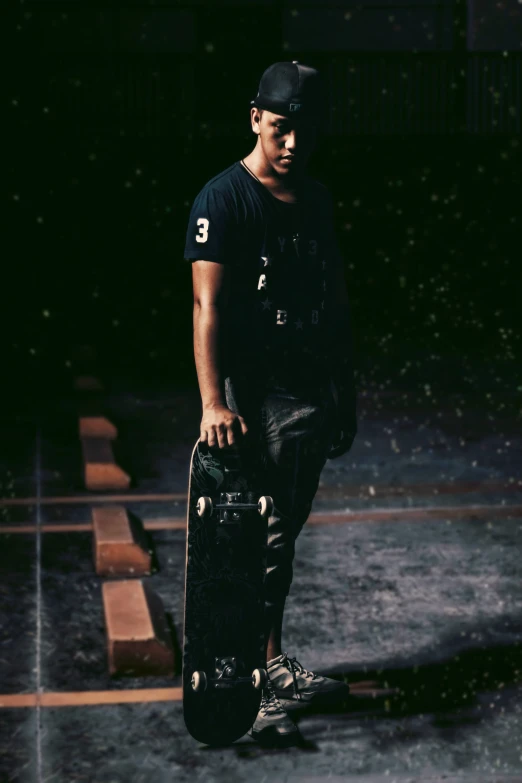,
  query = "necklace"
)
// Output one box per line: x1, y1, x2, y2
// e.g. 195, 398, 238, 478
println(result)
241, 158, 263, 185
240, 160, 301, 257
241, 159, 300, 204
